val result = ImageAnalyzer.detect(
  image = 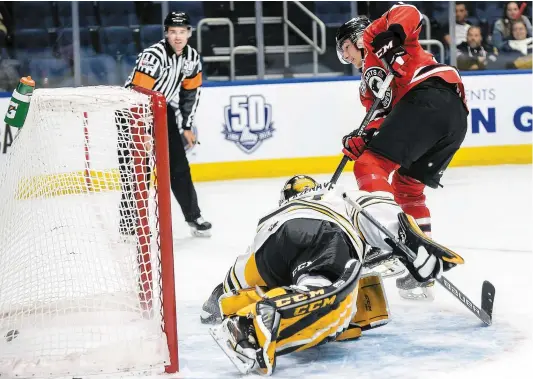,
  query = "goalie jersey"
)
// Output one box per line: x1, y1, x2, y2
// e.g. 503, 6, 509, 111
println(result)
253, 183, 402, 265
